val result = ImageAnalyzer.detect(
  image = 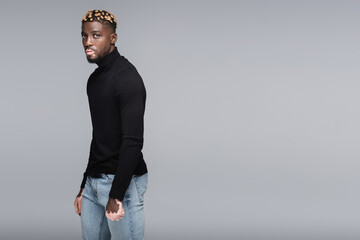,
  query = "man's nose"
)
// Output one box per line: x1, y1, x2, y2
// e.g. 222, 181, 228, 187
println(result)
84, 37, 93, 46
